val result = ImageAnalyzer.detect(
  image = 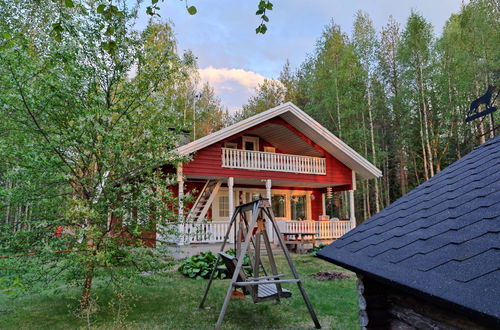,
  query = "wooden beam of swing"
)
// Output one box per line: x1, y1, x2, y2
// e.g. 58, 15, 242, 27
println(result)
233, 279, 301, 286
201, 199, 321, 330
247, 274, 285, 281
